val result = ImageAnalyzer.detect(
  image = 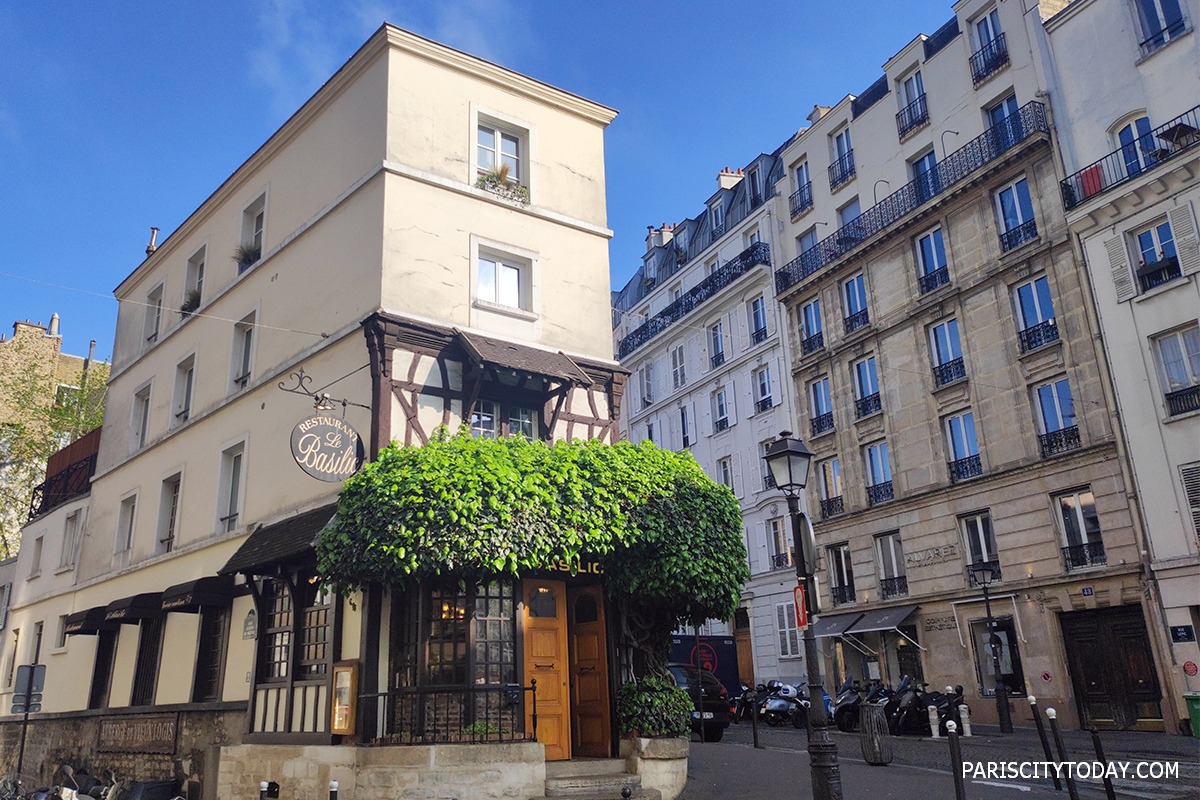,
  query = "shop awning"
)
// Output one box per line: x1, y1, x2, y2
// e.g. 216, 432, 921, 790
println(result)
844, 604, 919, 635
218, 503, 338, 575
105, 593, 164, 623
161, 575, 235, 612
808, 611, 864, 638
65, 606, 118, 636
